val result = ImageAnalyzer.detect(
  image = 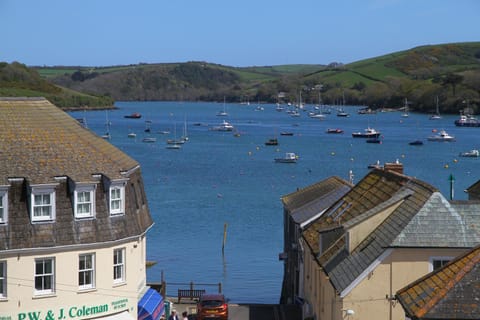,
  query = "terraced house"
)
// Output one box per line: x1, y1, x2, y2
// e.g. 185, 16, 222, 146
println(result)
0, 98, 162, 319
280, 162, 480, 320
